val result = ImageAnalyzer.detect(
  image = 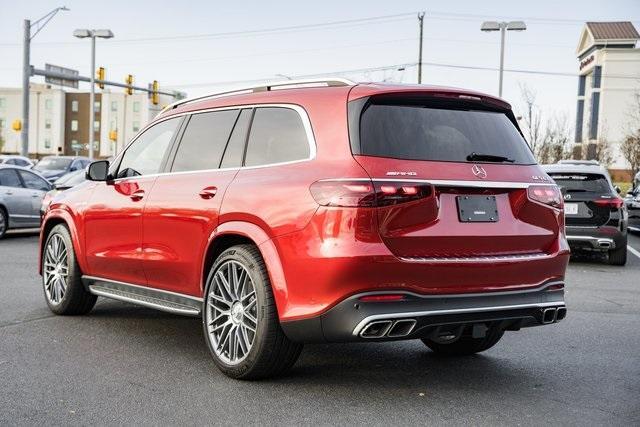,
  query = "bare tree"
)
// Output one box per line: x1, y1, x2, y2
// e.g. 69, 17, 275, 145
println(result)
518, 83, 544, 156
622, 90, 640, 181
539, 114, 572, 164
